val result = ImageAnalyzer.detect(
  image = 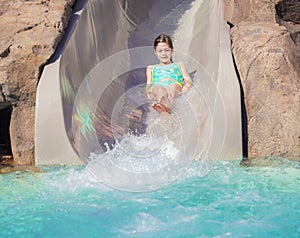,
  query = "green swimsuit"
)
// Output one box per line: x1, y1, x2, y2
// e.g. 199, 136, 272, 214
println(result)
151, 63, 183, 88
